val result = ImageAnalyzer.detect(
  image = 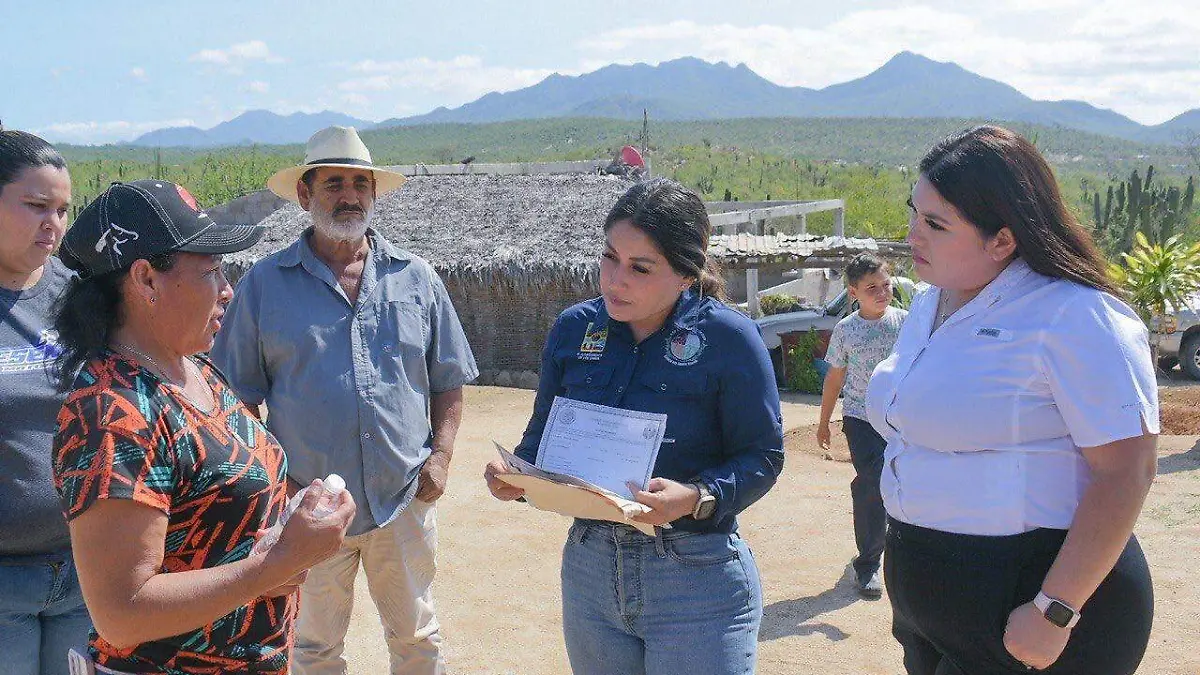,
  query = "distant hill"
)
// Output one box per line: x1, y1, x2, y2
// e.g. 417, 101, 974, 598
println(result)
131, 110, 376, 147
61, 116, 1189, 178
381, 57, 812, 125
119, 53, 1199, 149
378, 52, 1197, 145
